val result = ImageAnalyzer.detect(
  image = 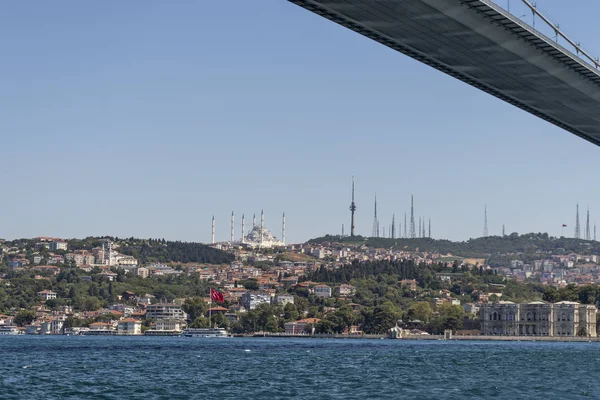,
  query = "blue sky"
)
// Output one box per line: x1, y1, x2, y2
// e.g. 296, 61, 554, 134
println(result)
2, 0, 600, 244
